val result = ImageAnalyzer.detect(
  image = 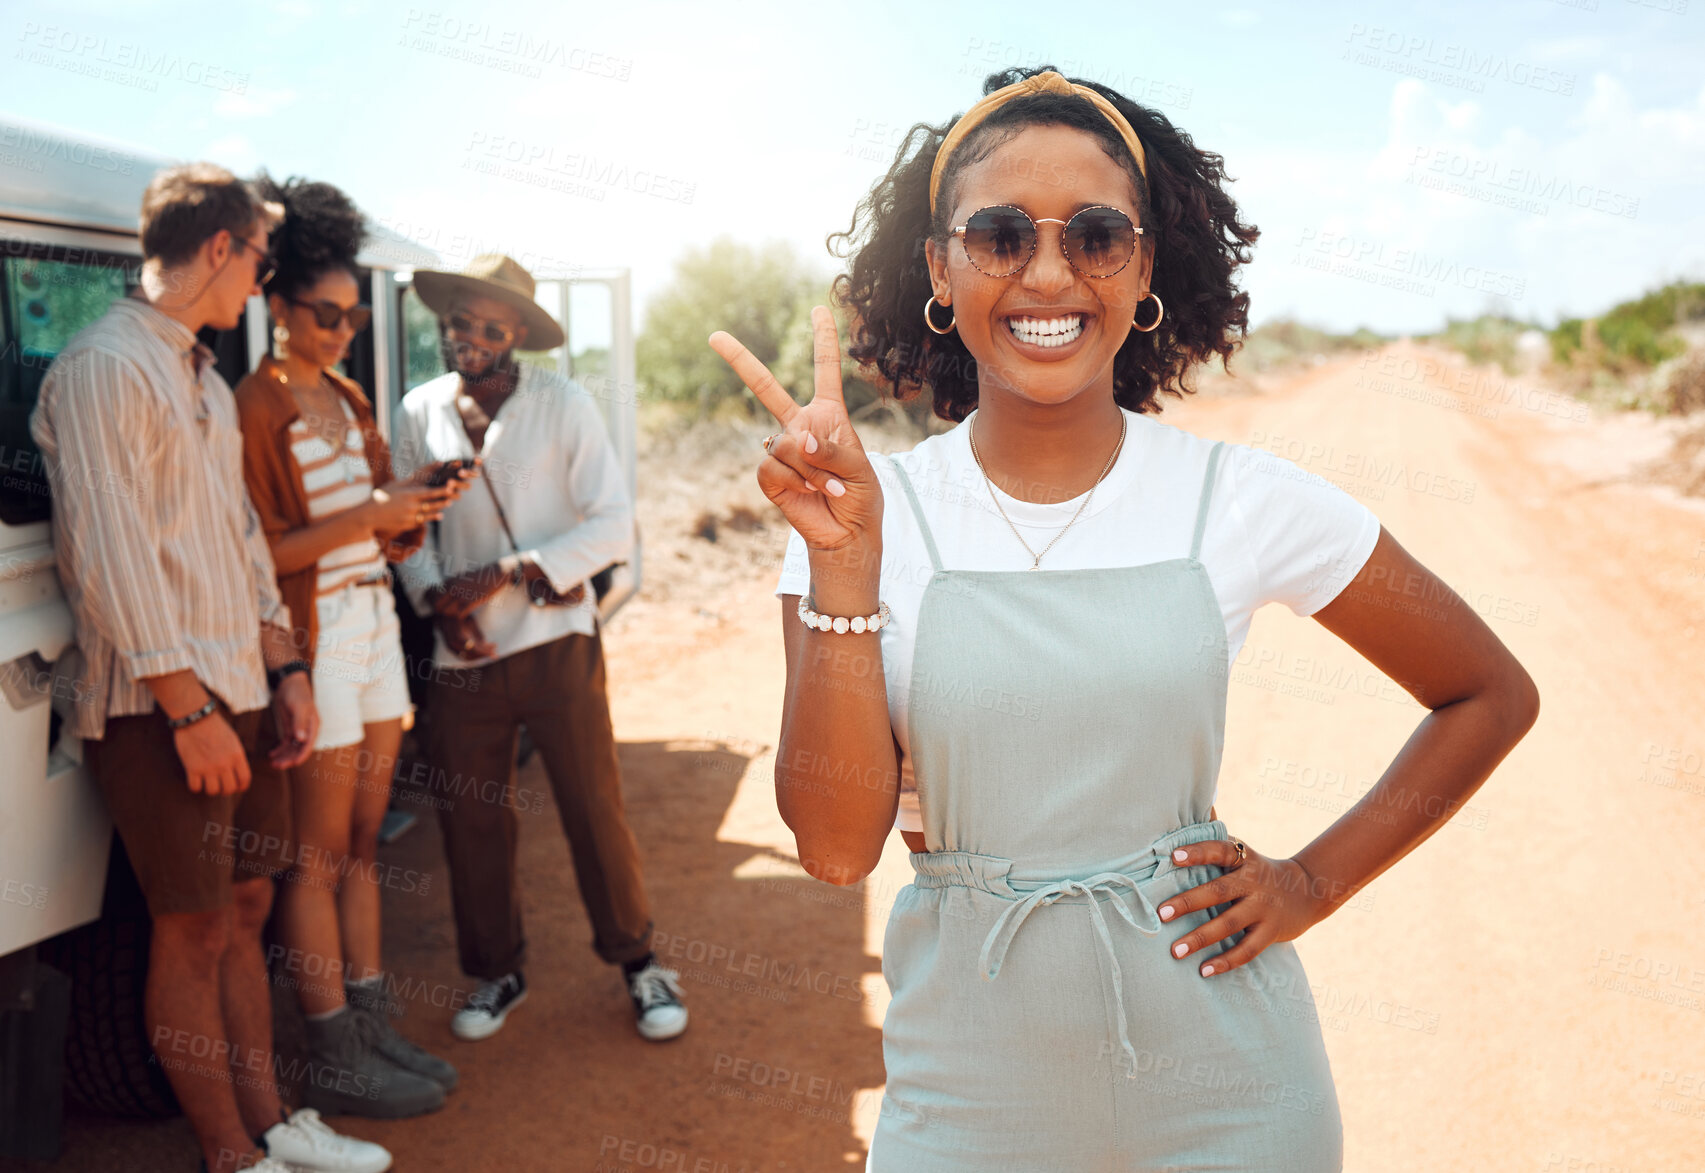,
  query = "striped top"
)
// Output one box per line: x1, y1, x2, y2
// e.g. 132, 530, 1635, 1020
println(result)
29, 293, 288, 740
286, 396, 386, 597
